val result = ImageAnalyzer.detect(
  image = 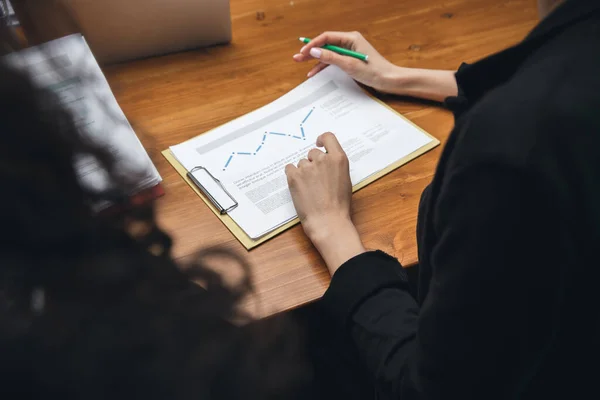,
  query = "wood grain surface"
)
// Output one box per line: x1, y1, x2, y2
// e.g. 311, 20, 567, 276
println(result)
102, 0, 538, 316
